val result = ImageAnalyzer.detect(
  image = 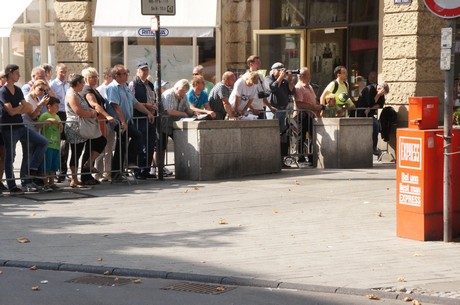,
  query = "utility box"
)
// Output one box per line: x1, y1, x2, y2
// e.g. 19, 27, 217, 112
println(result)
408, 96, 439, 130
396, 127, 460, 241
